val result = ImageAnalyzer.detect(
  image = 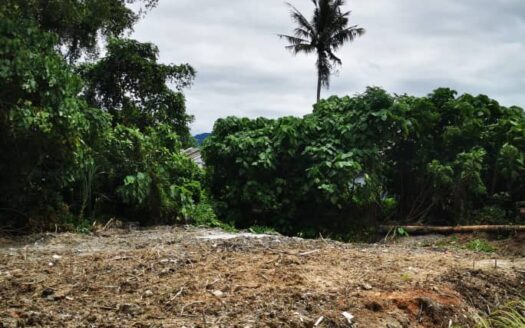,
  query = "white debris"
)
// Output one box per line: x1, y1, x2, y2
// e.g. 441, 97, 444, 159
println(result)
196, 232, 275, 240
342, 311, 354, 324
